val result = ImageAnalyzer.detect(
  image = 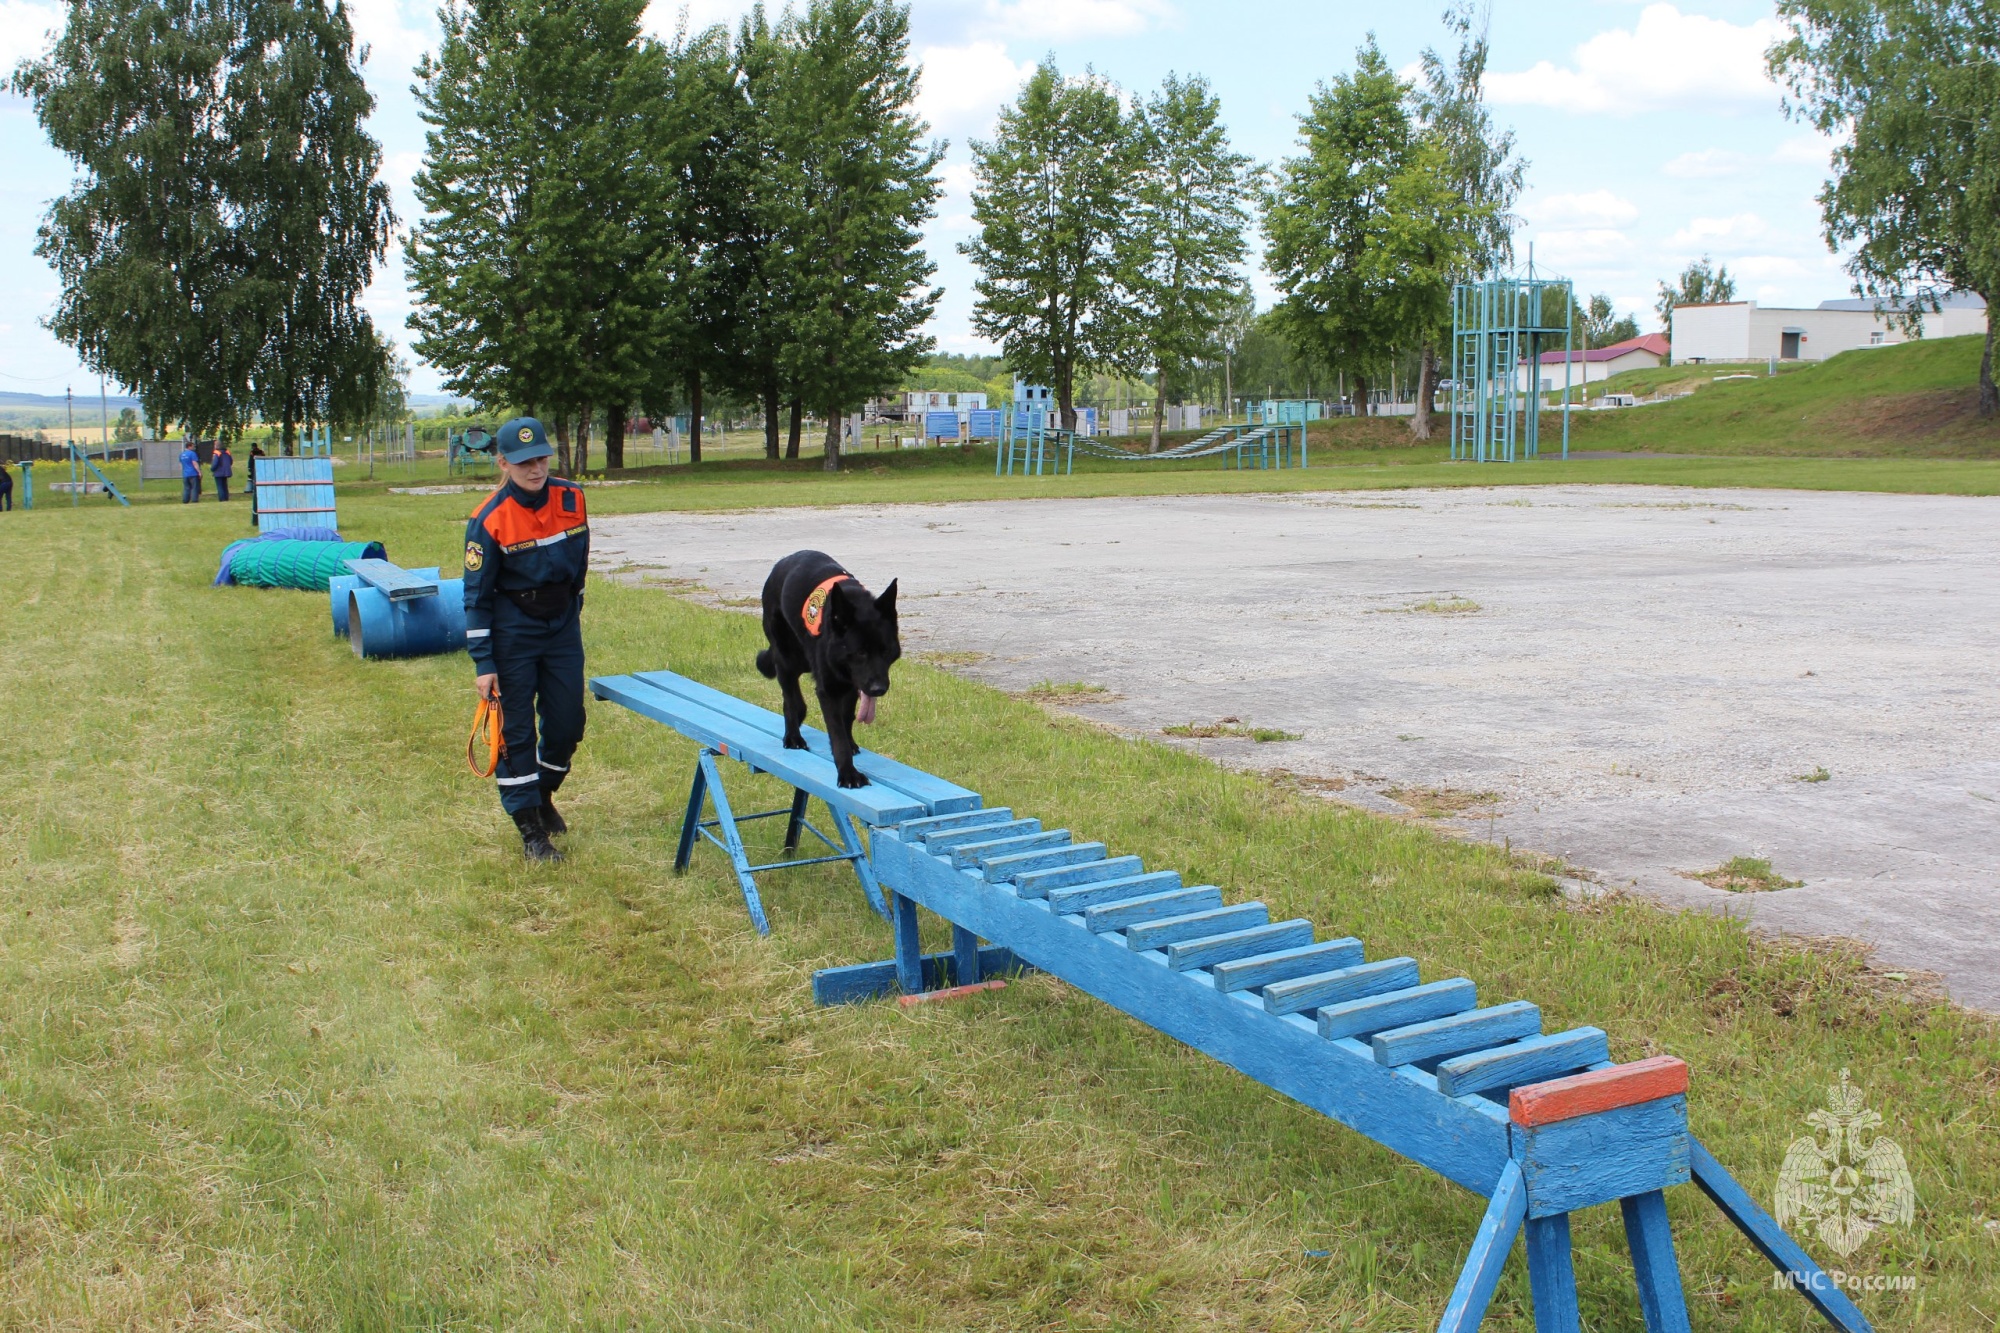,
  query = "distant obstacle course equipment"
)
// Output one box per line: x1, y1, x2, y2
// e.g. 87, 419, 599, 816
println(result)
449, 425, 497, 475
589, 670, 981, 936
338, 559, 466, 659
66, 443, 130, 506
590, 668, 1871, 1332
1451, 257, 1574, 463
252, 456, 338, 532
